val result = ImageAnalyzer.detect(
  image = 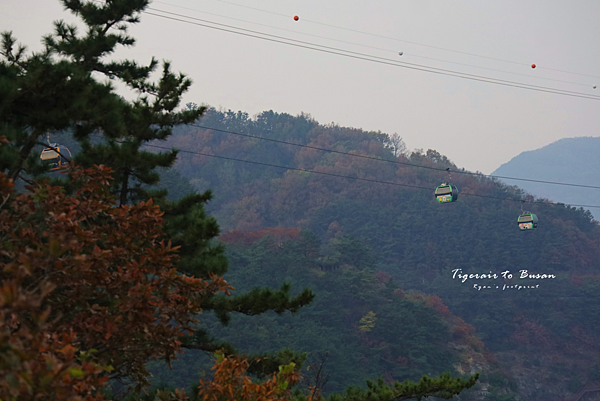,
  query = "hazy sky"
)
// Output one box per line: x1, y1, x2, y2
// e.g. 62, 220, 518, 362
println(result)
2, 0, 600, 174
